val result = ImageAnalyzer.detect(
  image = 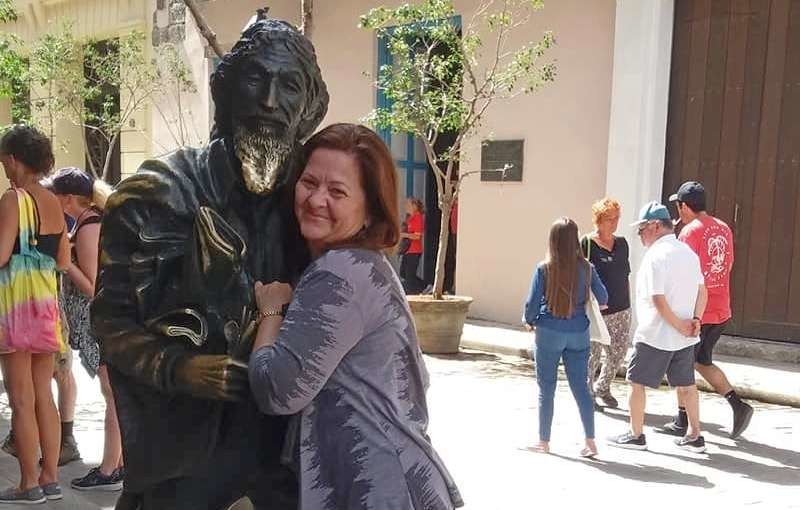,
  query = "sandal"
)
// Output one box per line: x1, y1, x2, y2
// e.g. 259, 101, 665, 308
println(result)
579, 446, 598, 458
